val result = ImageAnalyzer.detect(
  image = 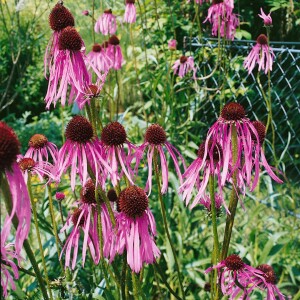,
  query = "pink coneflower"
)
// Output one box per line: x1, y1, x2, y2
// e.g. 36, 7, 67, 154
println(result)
204, 0, 239, 40
168, 39, 177, 50
0, 122, 31, 256
115, 186, 160, 273
0, 239, 20, 298
244, 34, 275, 75
45, 3, 75, 78
25, 134, 58, 163
136, 124, 185, 195
18, 156, 56, 184
123, 0, 136, 23
82, 10, 89, 16
172, 56, 197, 79
254, 265, 285, 299
179, 140, 225, 209
56, 116, 111, 190
199, 193, 223, 214
76, 76, 107, 109
106, 35, 124, 70
55, 192, 65, 201
94, 9, 117, 35
258, 8, 272, 26
60, 179, 114, 268
205, 254, 266, 297
248, 121, 283, 189
45, 26, 91, 109
100, 122, 135, 186
86, 43, 112, 74
205, 102, 262, 193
